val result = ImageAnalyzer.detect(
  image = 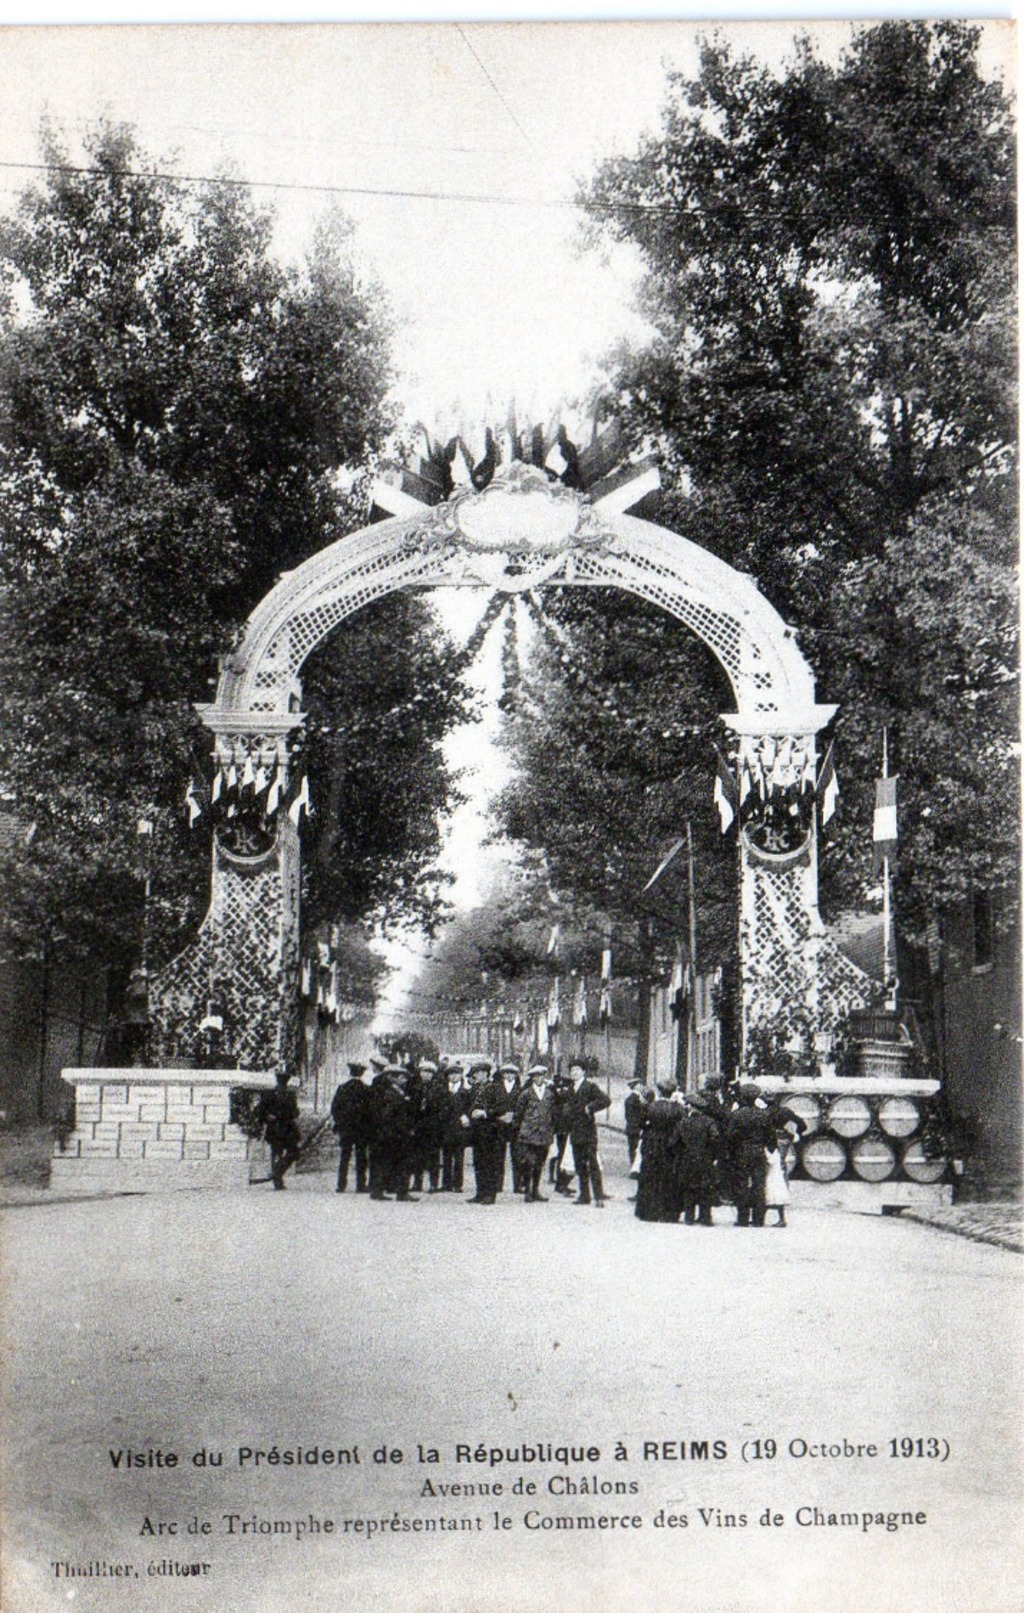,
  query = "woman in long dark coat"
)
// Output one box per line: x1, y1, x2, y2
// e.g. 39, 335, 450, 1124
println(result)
635, 1081, 686, 1223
